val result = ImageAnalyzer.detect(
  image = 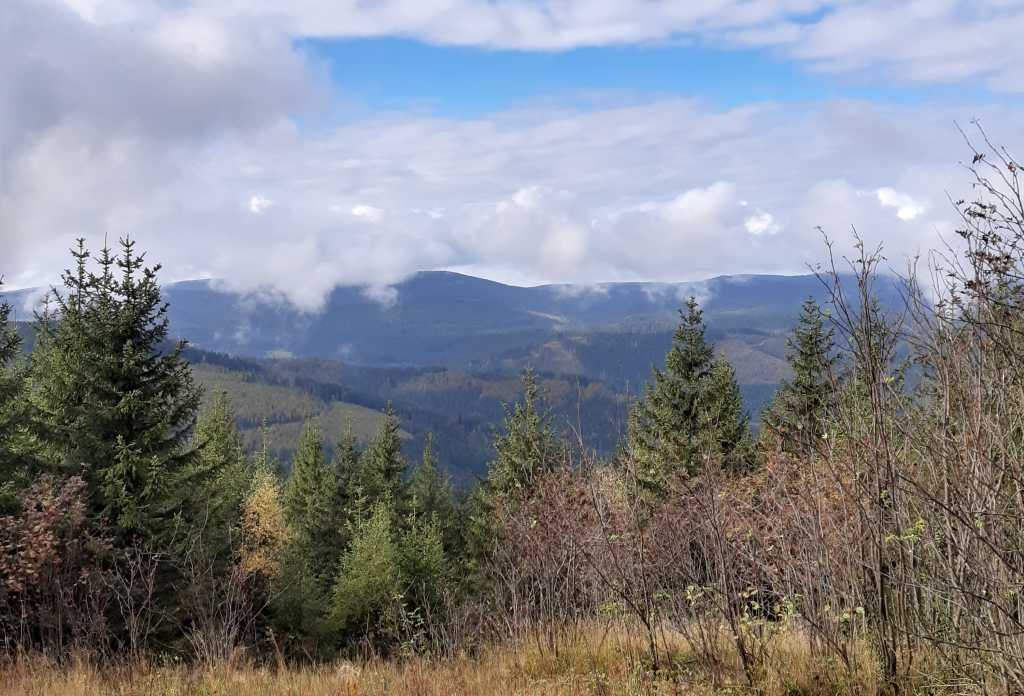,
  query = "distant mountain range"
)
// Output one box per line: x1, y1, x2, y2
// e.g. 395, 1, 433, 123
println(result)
2, 271, 903, 478
158, 271, 845, 369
